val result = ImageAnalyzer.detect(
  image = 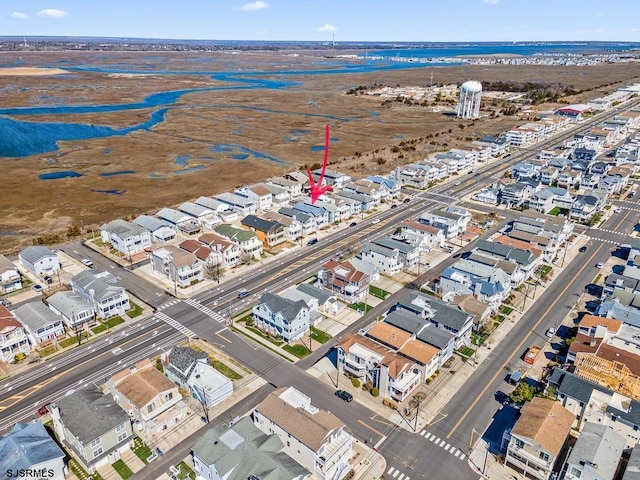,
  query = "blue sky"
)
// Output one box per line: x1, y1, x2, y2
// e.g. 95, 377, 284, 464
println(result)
3, 1, 639, 42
